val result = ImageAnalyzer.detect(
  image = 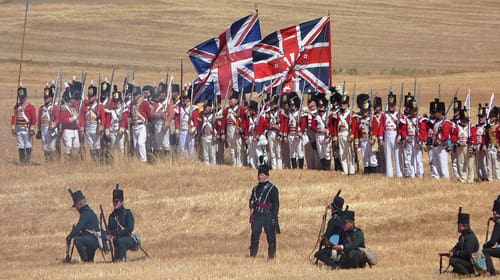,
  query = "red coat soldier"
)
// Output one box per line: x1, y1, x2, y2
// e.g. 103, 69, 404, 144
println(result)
11, 85, 37, 165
